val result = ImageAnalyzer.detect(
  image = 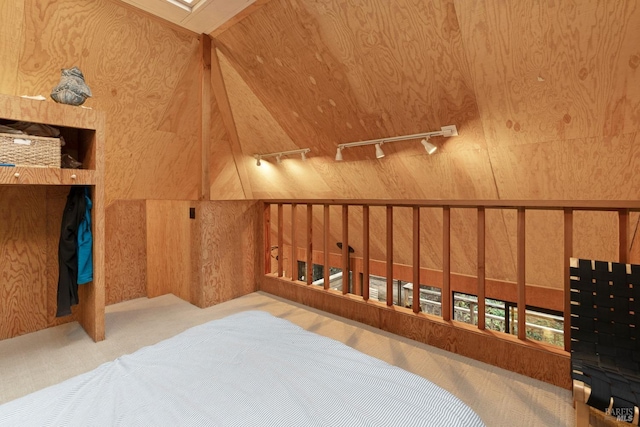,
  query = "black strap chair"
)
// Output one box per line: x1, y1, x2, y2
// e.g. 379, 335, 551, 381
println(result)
570, 258, 640, 426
